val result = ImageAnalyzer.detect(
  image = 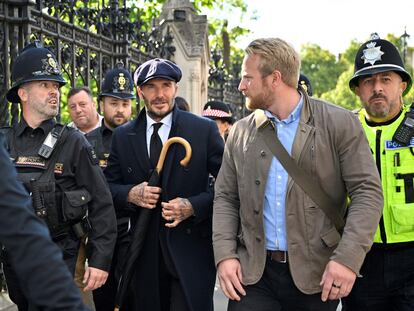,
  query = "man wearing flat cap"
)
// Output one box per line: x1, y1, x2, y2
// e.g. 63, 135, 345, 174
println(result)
105, 58, 224, 311
342, 34, 414, 311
